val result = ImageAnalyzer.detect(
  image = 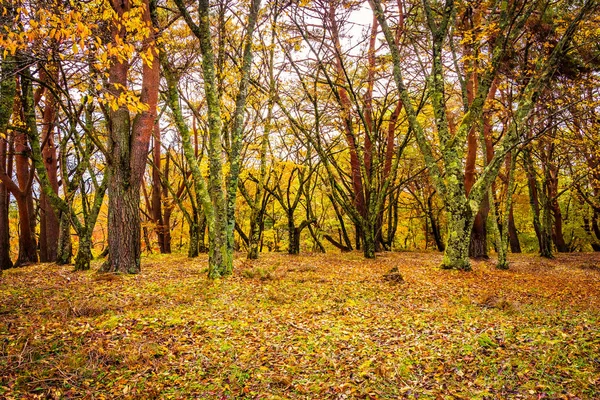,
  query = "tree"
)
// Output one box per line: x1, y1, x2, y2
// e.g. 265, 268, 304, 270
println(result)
287, 0, 411, 258
102, 0, 160, 274
0, 20, 16, 270
371, 0, 596, 270
172, 0, 261, 278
